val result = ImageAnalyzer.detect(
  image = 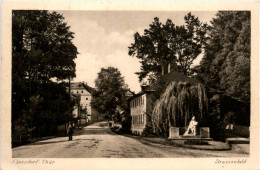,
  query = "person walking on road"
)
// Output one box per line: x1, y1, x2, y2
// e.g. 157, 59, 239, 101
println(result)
67, 124, 74, 141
